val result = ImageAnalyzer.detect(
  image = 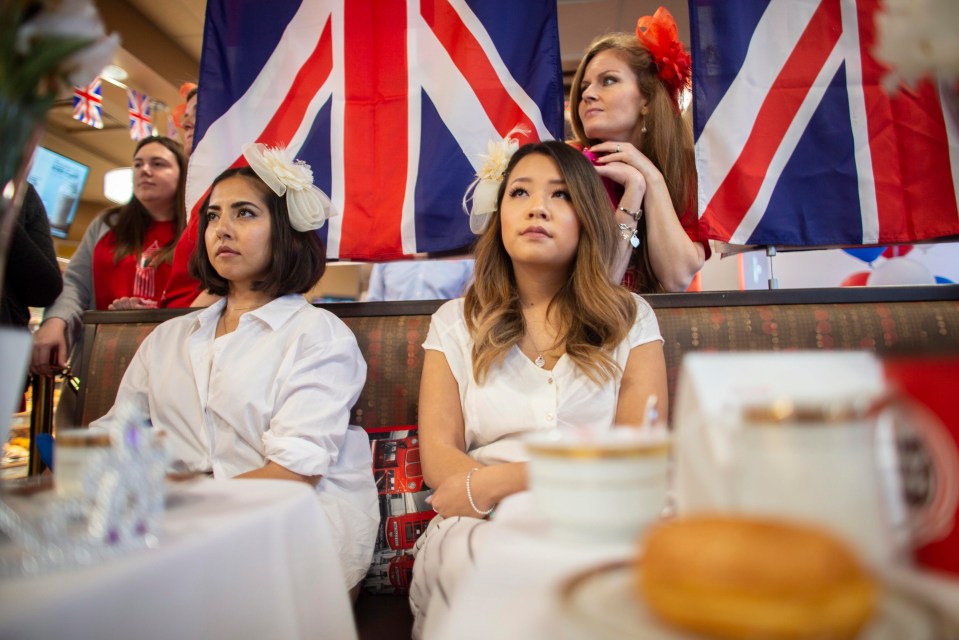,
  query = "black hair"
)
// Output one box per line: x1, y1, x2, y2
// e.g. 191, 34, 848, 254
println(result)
189, 167, 327, 296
